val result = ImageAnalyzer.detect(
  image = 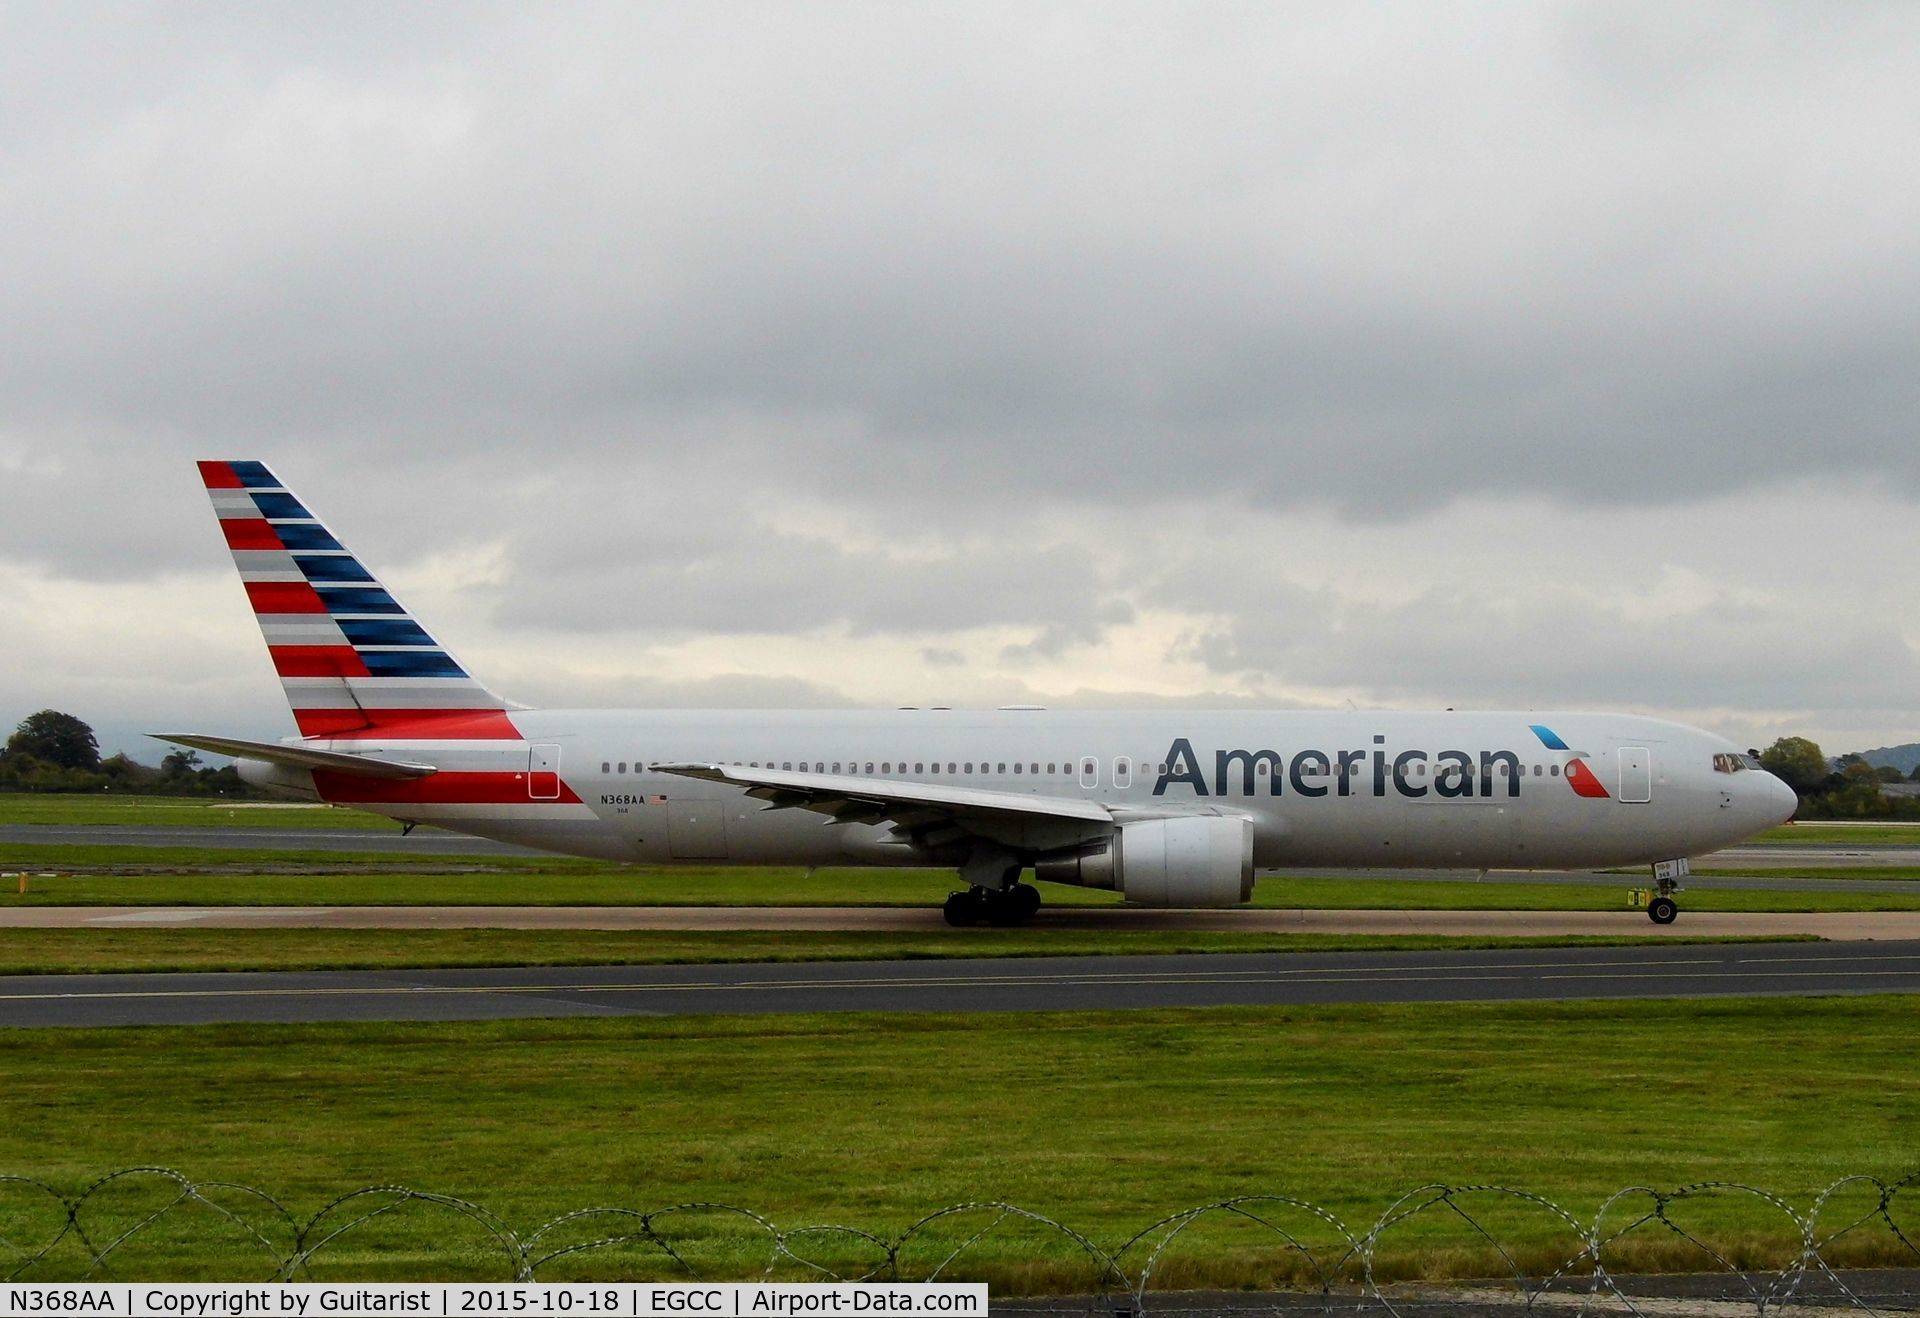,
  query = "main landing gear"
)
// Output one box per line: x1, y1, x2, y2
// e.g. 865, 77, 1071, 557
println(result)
943, 882, 1043, 927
